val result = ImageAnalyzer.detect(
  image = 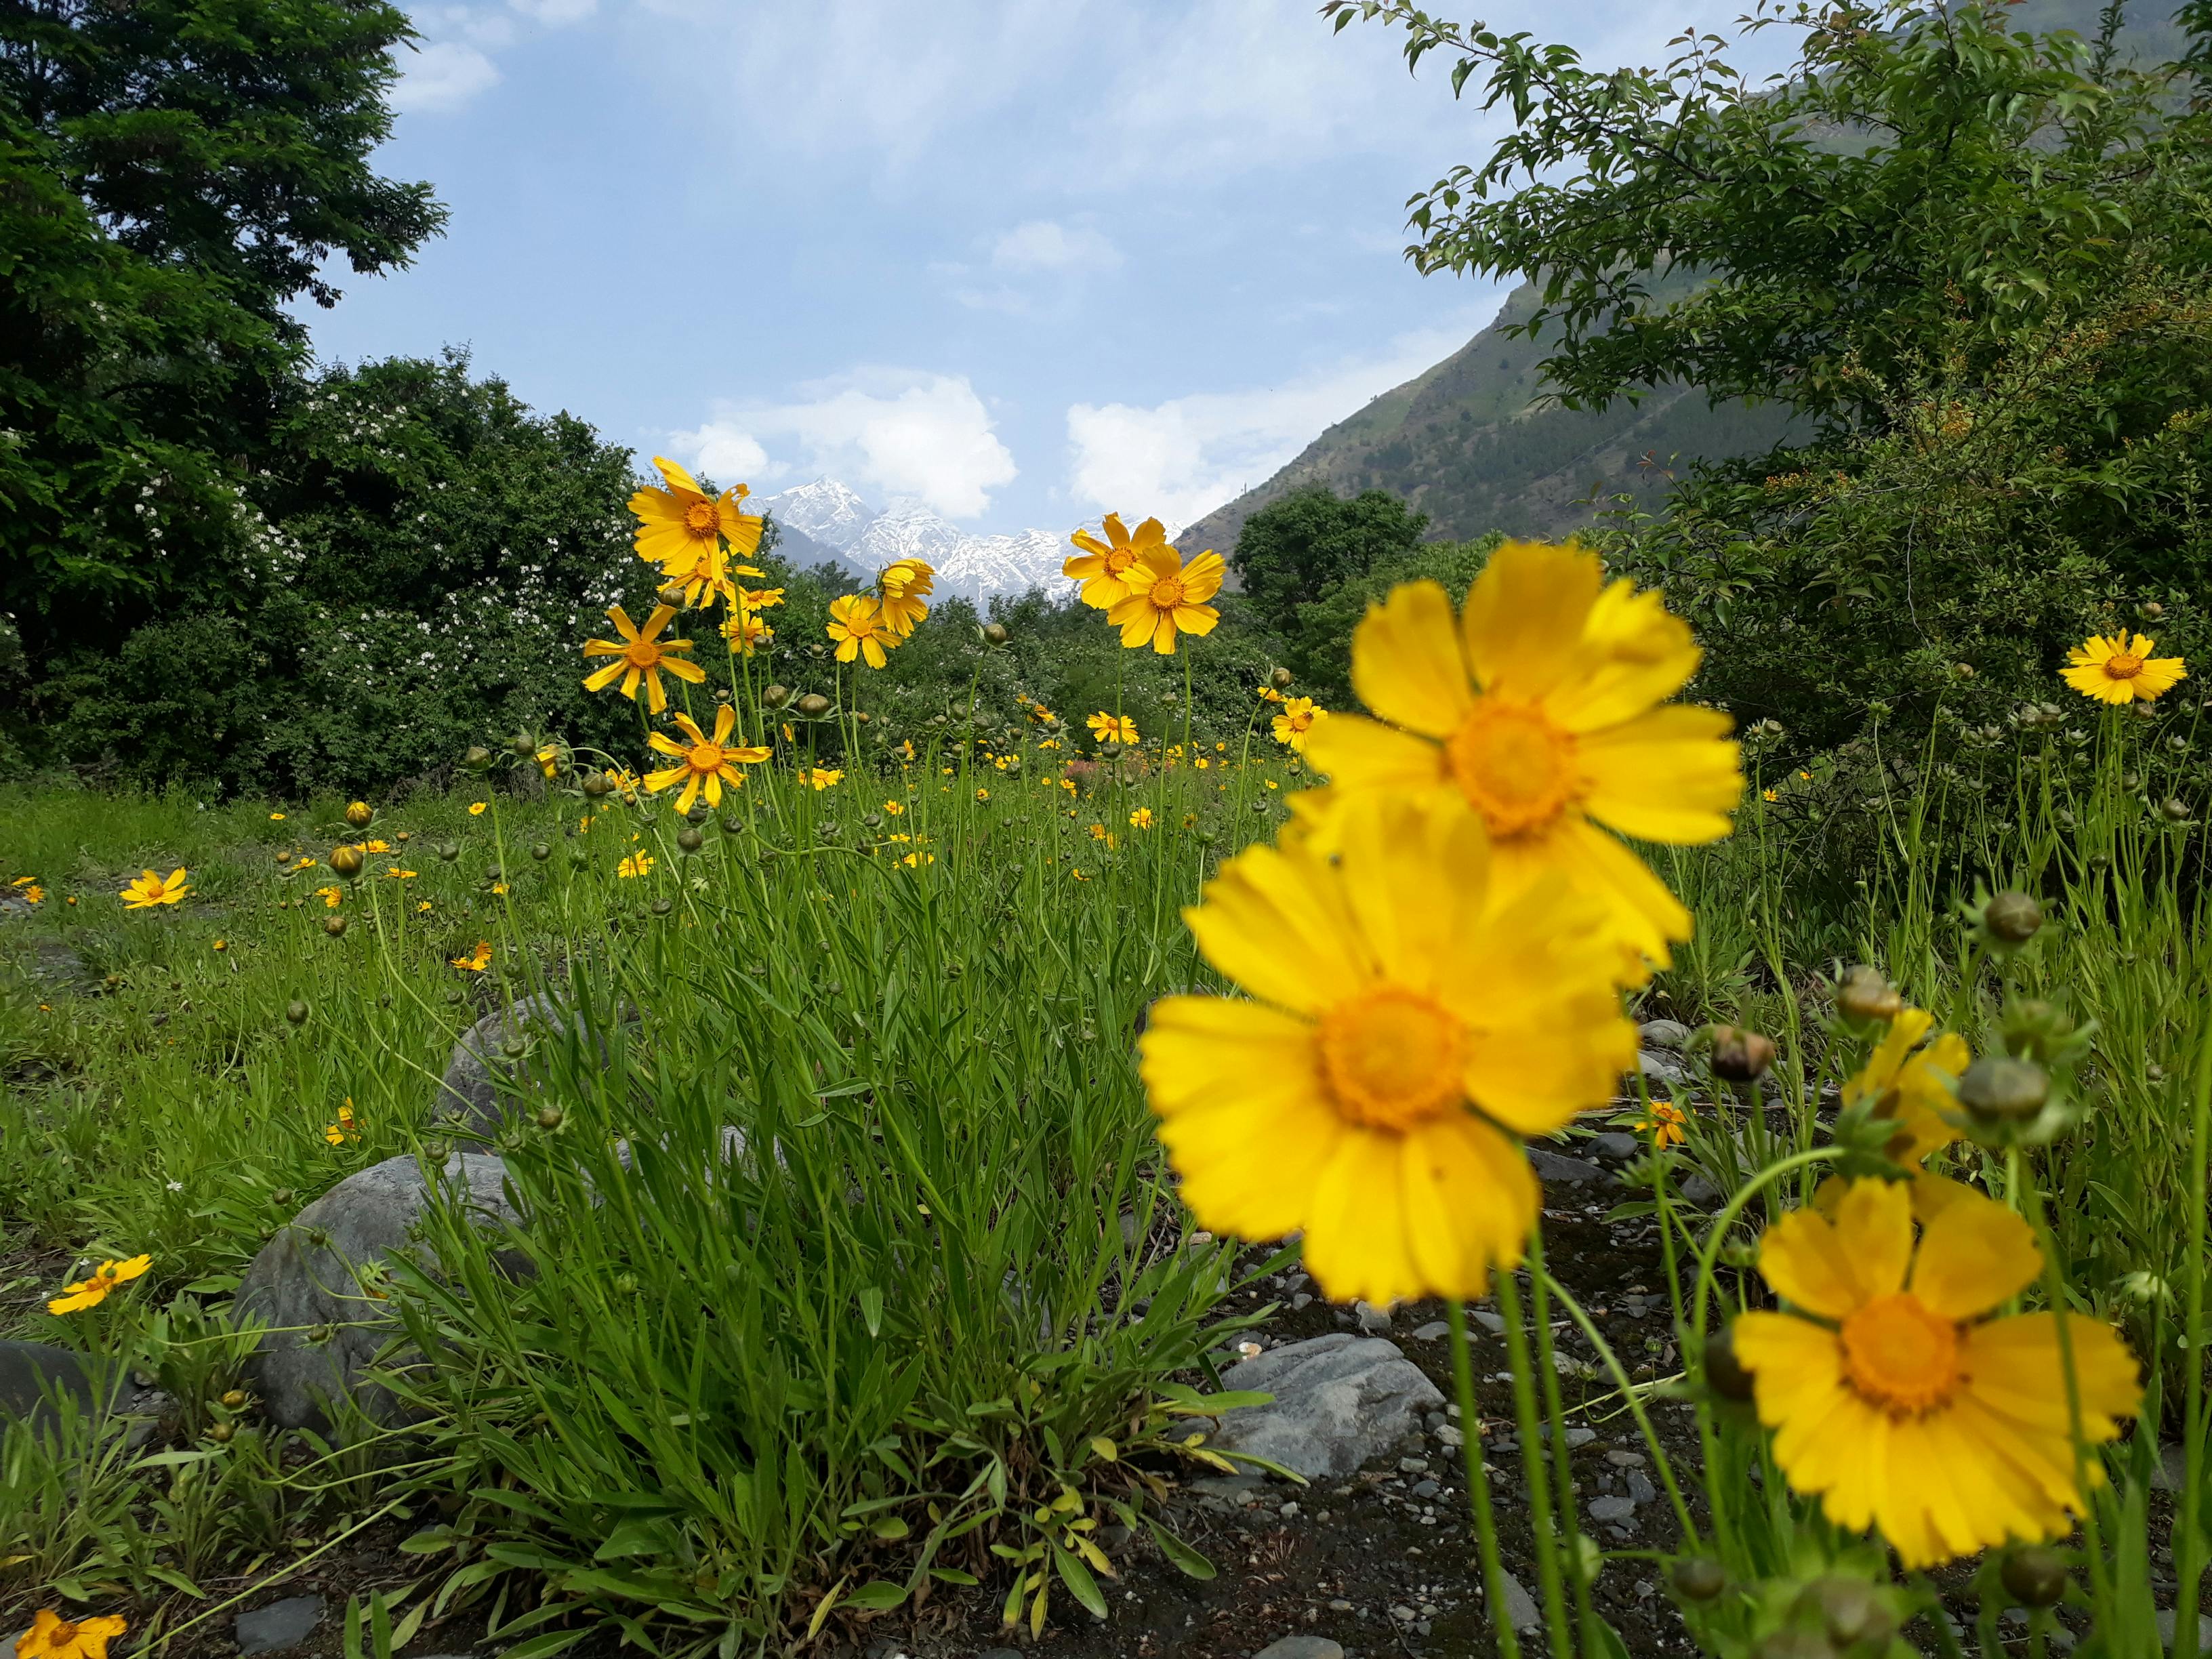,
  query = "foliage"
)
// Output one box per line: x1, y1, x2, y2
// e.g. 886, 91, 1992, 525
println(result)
1282, 531, 1502, 705
1225, 485, 1429, 641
